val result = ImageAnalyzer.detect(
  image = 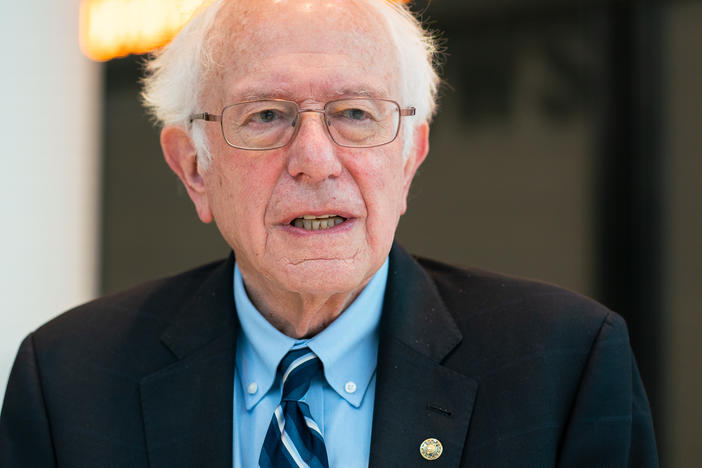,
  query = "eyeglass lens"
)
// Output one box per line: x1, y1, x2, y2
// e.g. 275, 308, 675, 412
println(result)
220, 99, 401, 149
